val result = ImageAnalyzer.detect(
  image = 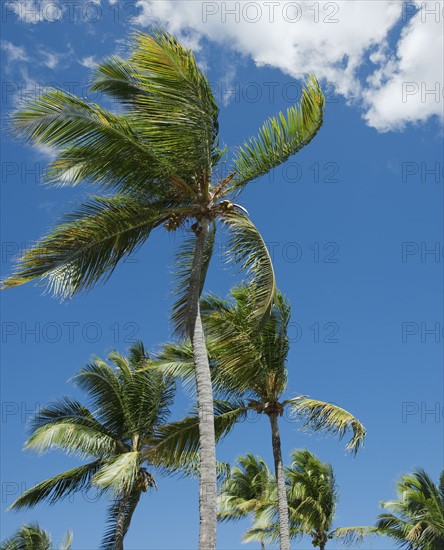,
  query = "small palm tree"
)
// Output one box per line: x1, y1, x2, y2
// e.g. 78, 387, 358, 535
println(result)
221, 450, 370, 550
2, 29, 325, 550
8, 342, 179, 550
154, 287, 366, 550
0, 524, 72, 550
218, 454, 275, 550
375, 469, 444, 550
